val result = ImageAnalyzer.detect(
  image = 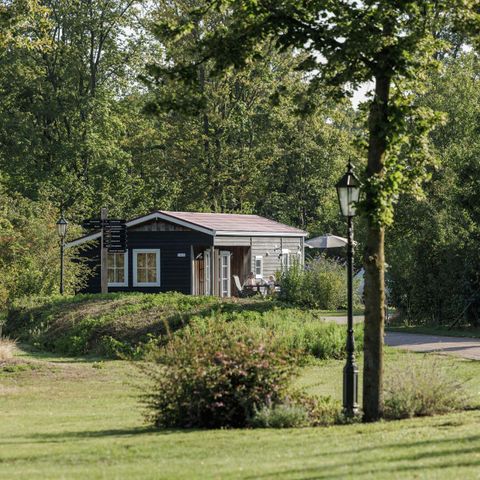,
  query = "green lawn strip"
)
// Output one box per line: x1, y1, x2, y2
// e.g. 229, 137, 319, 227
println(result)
1, 347, 479, 479
386, 325, 480, 339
